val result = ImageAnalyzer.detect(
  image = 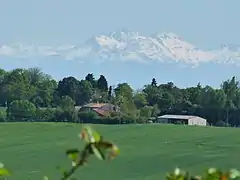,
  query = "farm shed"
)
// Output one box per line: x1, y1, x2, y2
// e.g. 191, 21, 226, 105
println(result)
156, 114, 207, 126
